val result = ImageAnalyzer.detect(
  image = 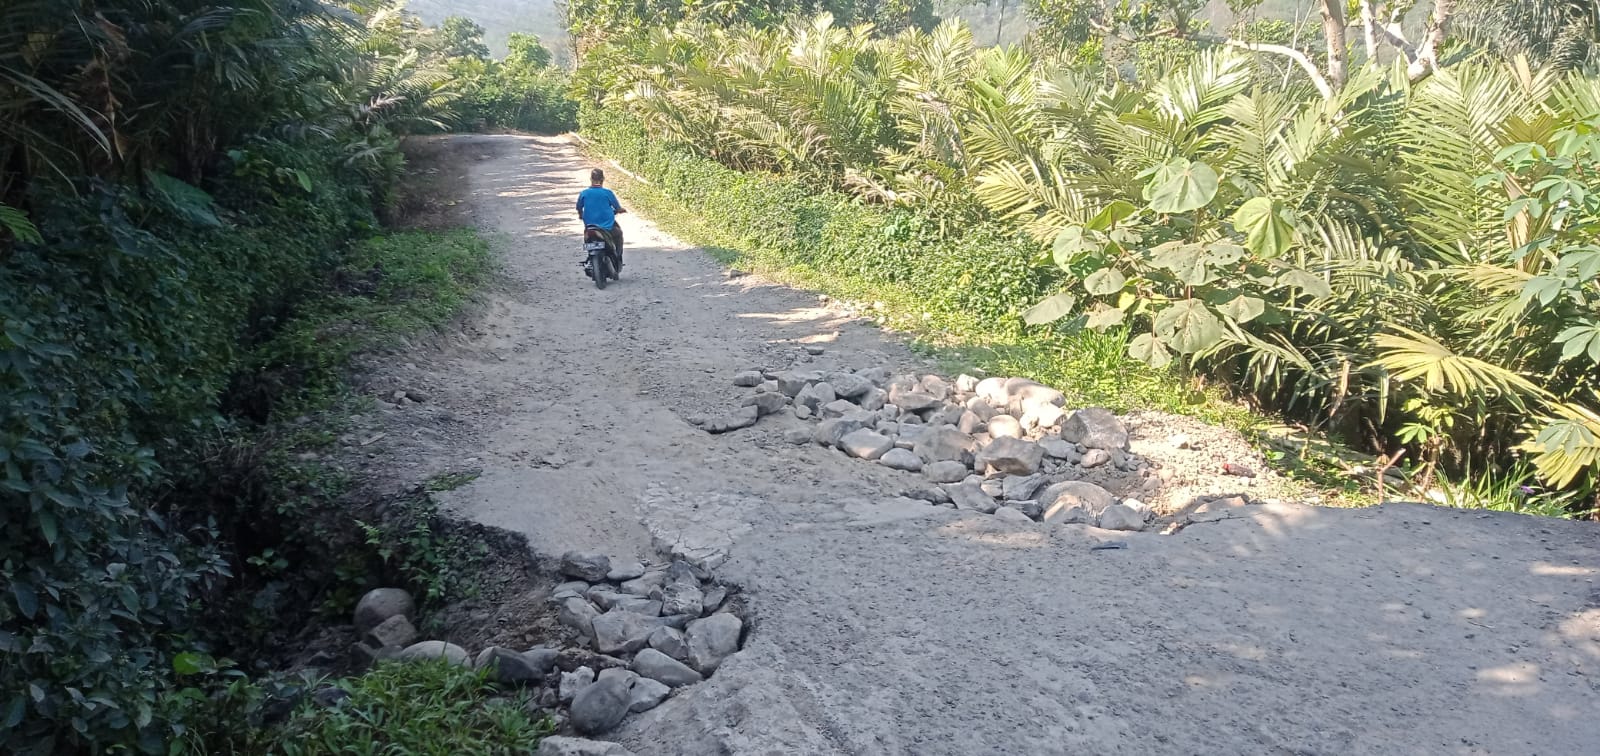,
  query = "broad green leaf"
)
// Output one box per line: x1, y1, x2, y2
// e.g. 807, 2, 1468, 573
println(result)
37, 509, 57, 547
1149, 242, 1214, 285
1143, 159, 1219, 214
1085, 200, 1137, 231
292, 169, 314, 193
0, 203, 42, 245
145, 172, 221, 228
1556, 247, 1600, 280
1022, 292, 1078, 325
1275, 267, 1331, 298
1218, 294, 1266, 323
1203, 242, 1246, 266
1051, 226, 1092, 270
1085, 306, 1126, 330
1128, 333, 1173, 368
10, 581, 37, 618
1083, 268, 1126, 296
172, 653, 207, 676
2, 696, 24, 729
1556, 323, 1600, 363
1153, 300, 1225, 354
1231, 197, 1297, 256
1520, 275, 1566, 307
